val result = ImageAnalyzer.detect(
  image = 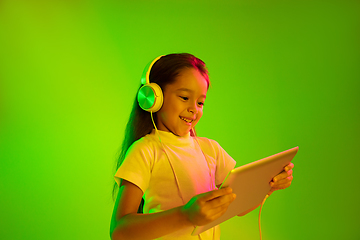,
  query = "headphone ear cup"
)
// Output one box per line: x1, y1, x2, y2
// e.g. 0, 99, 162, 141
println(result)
137, 82, 163, 112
